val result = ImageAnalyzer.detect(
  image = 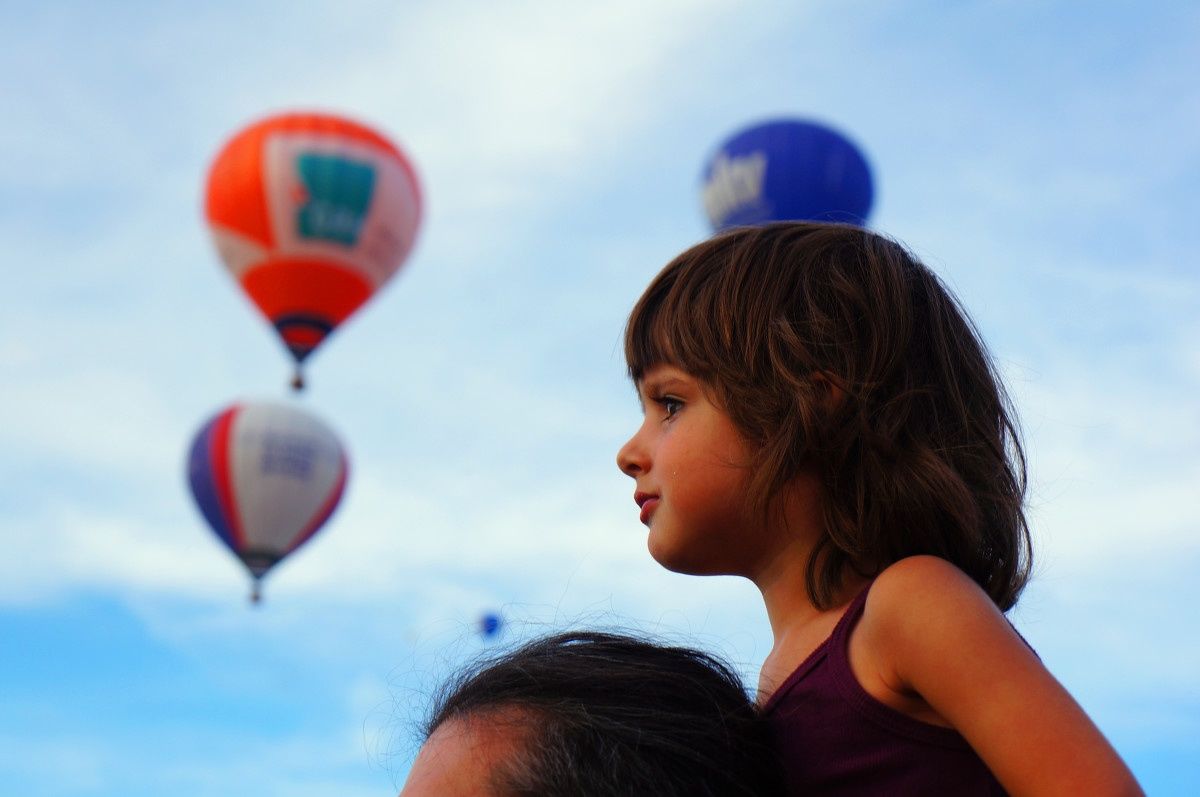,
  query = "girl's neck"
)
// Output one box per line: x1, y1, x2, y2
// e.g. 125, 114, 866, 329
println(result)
747, 475, 876, 703
753, 542, 868, 633
753, 543, 871, 702
747, 475, 822, 633
754, 539, 824, 637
